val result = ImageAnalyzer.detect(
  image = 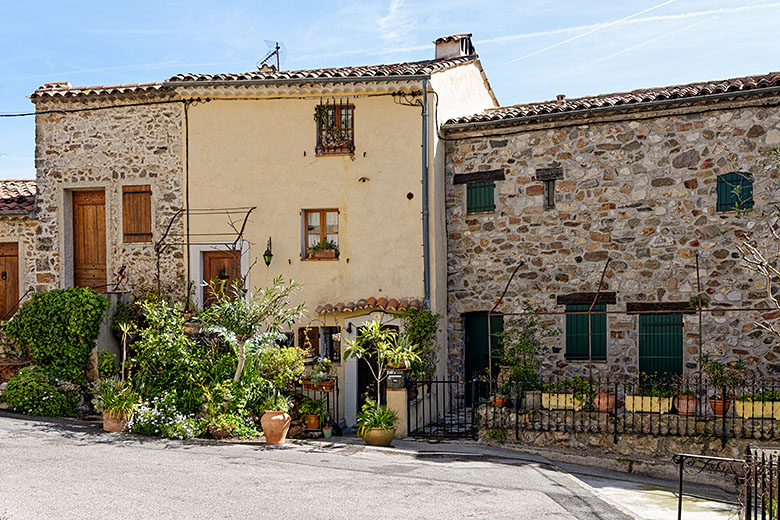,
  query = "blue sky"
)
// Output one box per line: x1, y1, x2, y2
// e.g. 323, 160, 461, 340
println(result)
1, 0, 779, 179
